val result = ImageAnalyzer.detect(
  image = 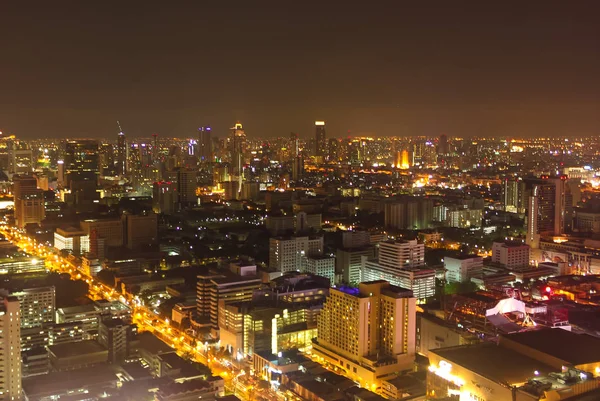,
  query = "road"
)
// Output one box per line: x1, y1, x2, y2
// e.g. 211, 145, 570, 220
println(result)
0, 224, 281, 401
